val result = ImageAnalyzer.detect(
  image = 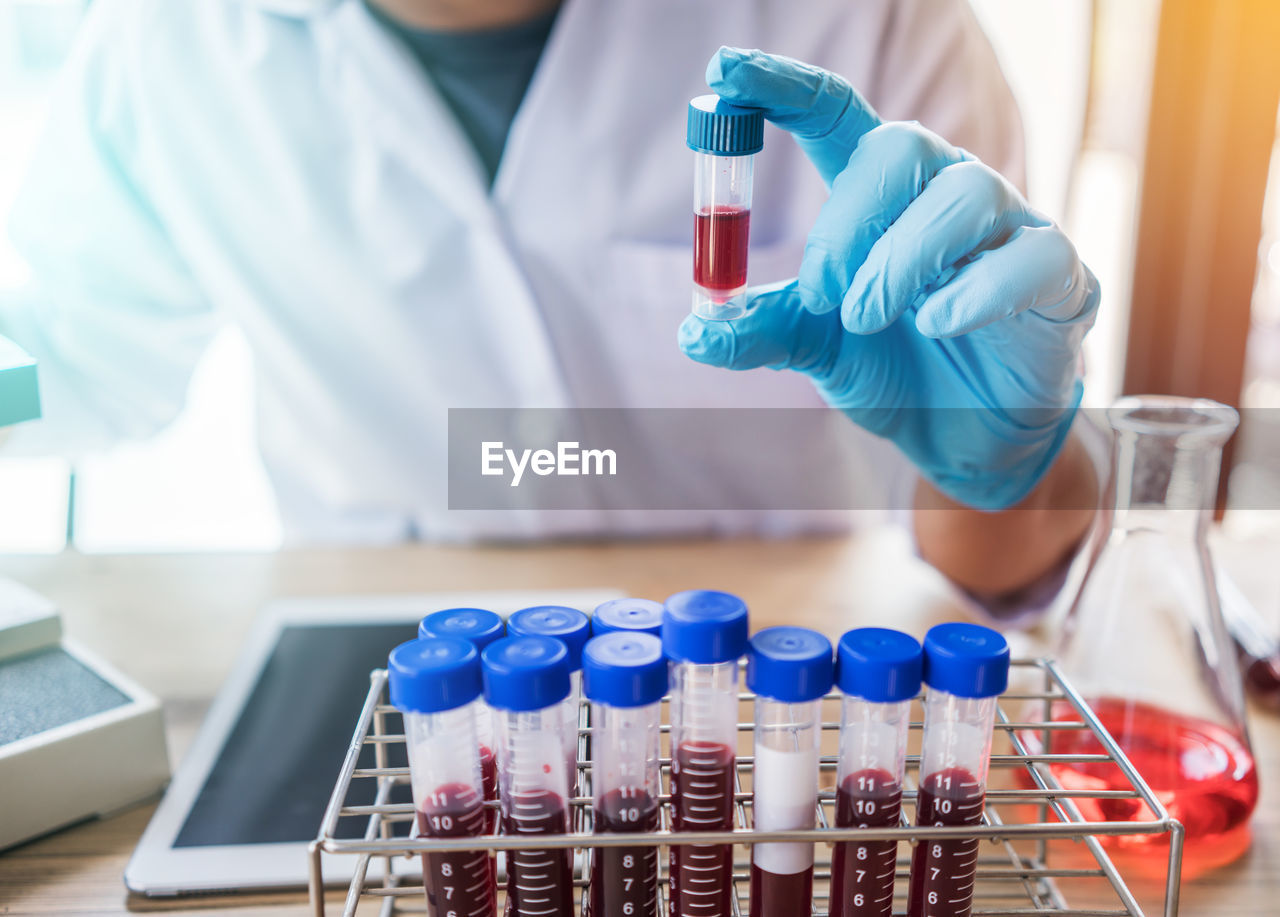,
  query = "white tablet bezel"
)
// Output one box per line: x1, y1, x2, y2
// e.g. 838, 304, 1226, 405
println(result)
124, 588, 621, 897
